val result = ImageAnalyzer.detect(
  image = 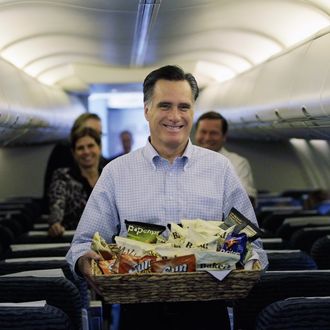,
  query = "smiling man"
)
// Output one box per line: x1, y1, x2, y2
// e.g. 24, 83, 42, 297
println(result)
195, 111, 257, 206
66, 65, 267, 330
